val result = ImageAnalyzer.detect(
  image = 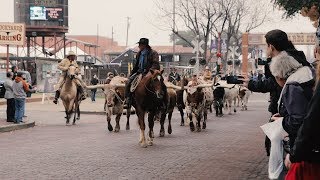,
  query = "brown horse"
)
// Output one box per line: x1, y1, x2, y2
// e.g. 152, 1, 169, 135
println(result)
127, 69, 166, 147
60, 65, 81, 125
